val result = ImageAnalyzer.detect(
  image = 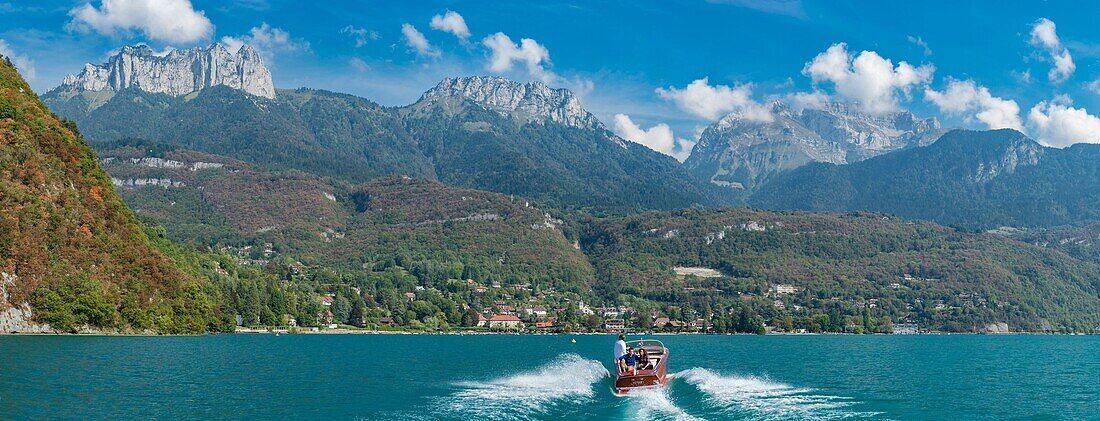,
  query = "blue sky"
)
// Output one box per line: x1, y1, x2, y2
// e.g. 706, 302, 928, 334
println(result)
3, 0, 1100, 159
